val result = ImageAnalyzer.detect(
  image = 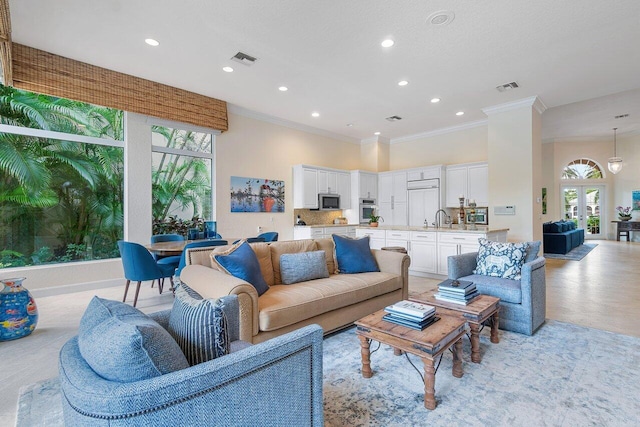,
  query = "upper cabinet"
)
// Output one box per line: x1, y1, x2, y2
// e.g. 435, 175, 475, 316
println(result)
293, 165, 319, 209
378, 171, 408, 226
358, 172, 378, 200
337, 172, 351, 209
406, 165, 443, 182
445, 162, 488, 207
